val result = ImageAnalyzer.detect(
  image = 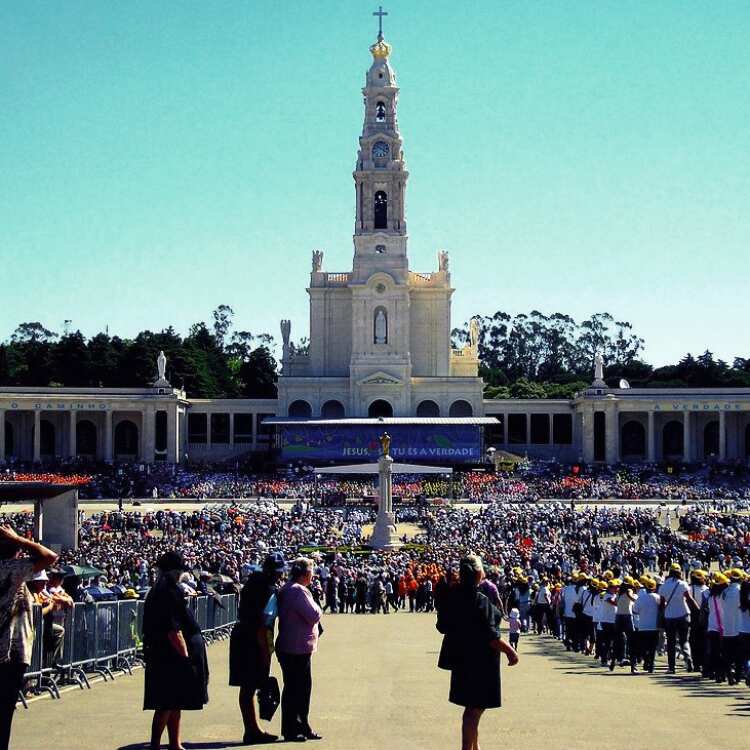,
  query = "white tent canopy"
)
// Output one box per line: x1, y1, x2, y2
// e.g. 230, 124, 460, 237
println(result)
315, 463, 452, 475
